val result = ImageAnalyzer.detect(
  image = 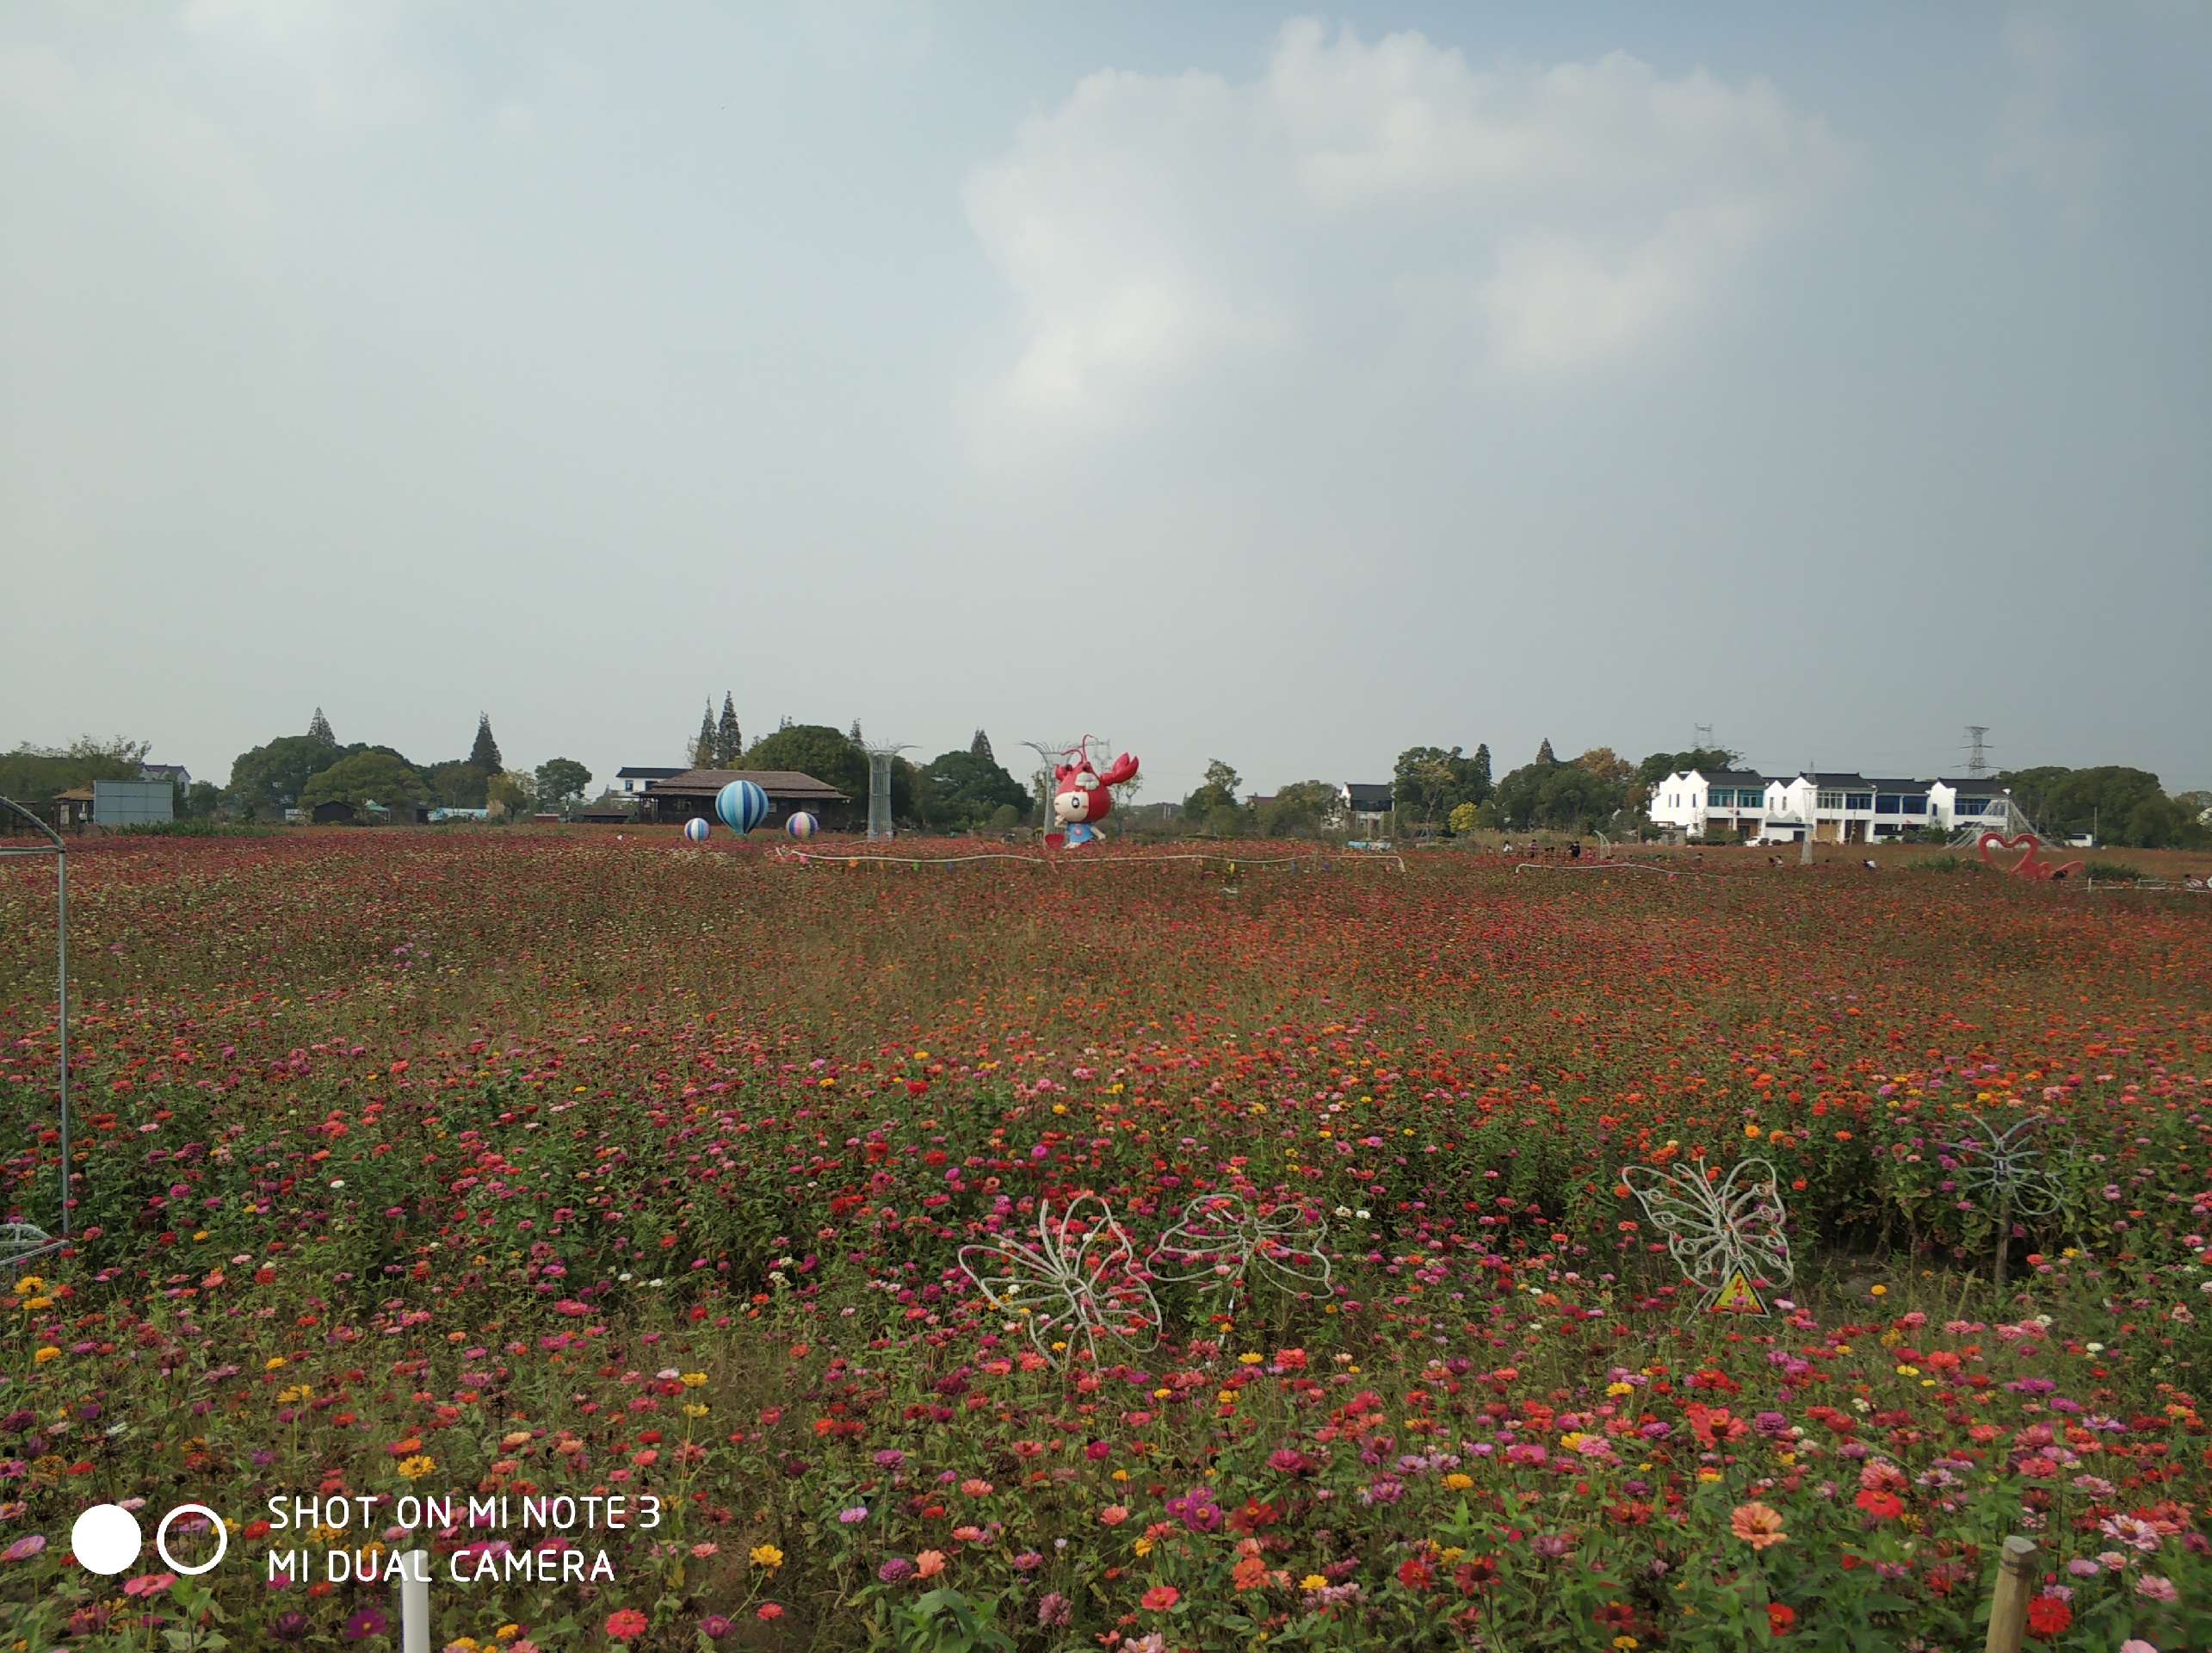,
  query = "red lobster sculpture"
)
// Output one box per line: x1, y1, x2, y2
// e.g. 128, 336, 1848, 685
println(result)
1050, 747, 1140, 847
